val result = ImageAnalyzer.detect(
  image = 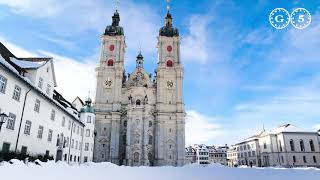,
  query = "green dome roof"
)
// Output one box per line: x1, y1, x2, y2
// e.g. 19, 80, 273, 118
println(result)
80, 96, 95, 113
80, 105, 95, 113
